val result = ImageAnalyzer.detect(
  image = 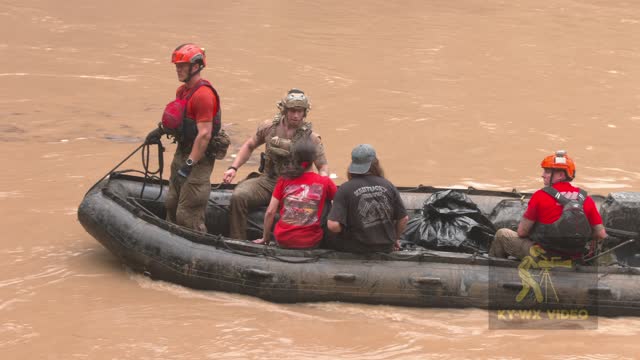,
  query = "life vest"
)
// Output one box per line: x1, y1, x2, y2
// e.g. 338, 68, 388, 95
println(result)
529, 186, 592, 253
263, 114, 312, 177
161, 79, 221, 151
